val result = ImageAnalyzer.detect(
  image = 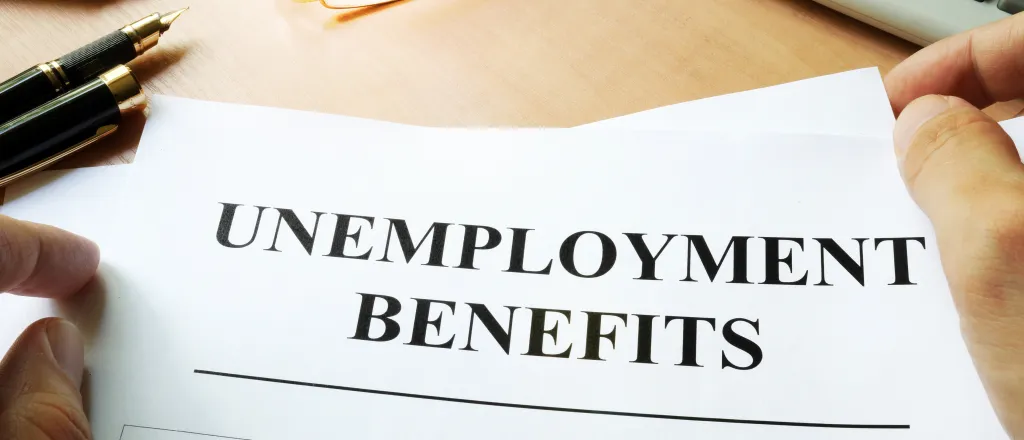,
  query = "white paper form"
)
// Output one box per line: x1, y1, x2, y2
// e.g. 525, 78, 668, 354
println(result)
0, 67, 900, 385
0, 68, 914, 437
0, 68, 1007, 435
35, 96, 1008, 439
